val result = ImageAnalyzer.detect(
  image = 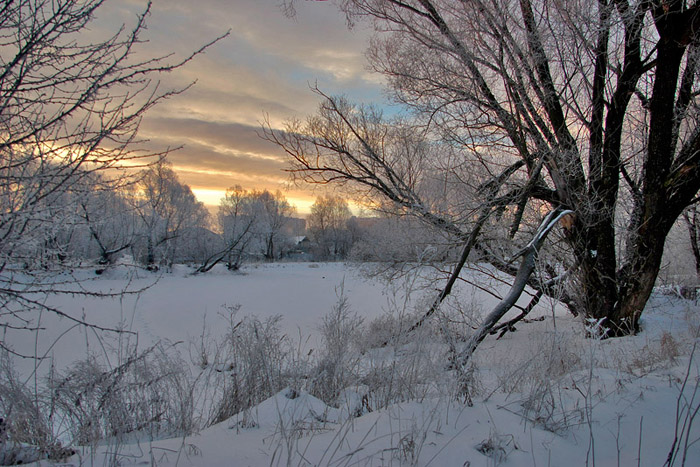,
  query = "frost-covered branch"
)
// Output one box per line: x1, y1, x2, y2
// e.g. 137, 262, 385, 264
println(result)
455, 207, 573, 374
